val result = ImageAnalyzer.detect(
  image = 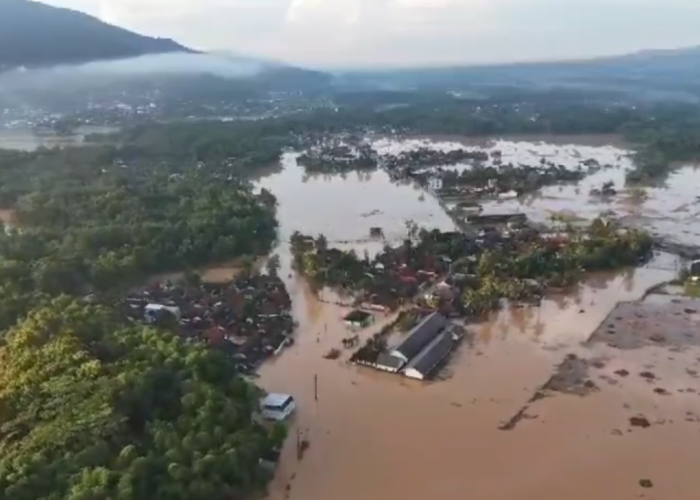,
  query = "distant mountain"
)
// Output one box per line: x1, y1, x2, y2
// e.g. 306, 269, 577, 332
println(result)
0, 0, 193, 71
339, 46, 700, 101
